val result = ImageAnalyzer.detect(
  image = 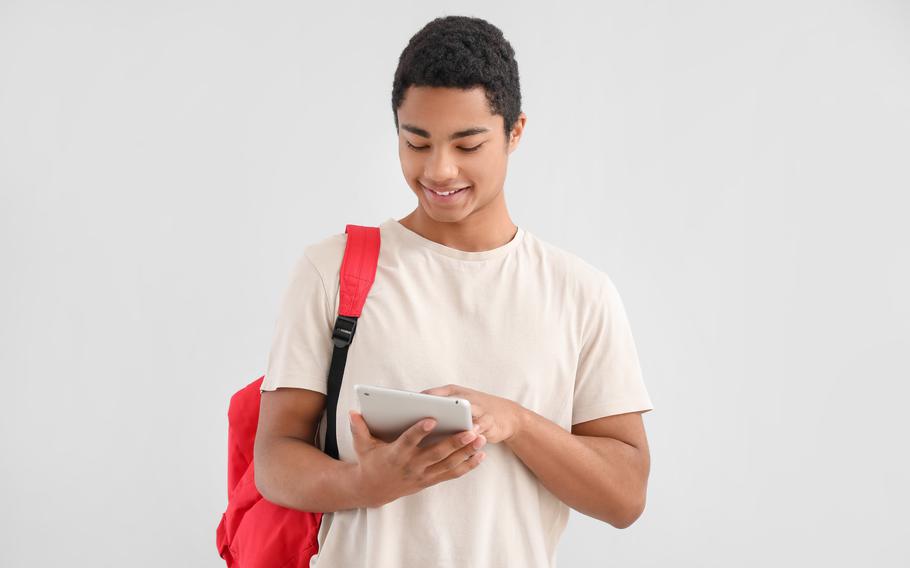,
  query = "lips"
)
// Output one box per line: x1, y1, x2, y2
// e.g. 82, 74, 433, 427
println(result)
422, 183, 470, 195
421, 182, 471, 203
